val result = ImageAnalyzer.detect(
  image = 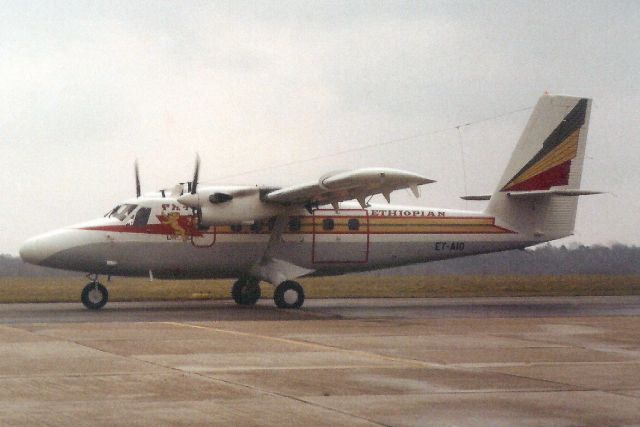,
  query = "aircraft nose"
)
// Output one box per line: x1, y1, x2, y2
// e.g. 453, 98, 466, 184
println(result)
19, 230, 71, 266
19, 239, 41, 265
